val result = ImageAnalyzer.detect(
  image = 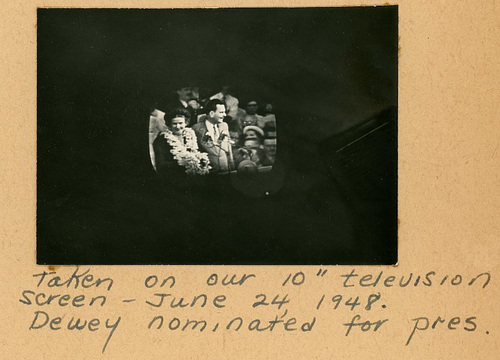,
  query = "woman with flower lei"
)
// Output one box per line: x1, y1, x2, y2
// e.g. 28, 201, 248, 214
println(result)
153, 107, 211, 176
